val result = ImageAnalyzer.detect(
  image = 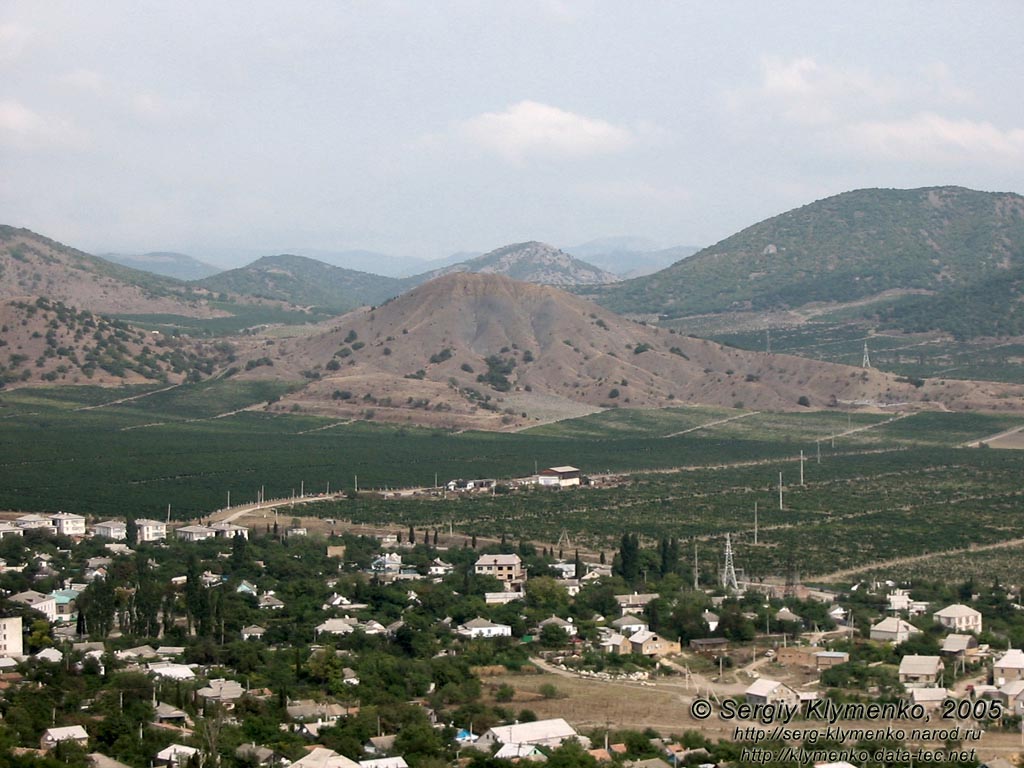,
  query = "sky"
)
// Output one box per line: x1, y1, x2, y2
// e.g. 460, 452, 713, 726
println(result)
2, 1, 1023, 267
